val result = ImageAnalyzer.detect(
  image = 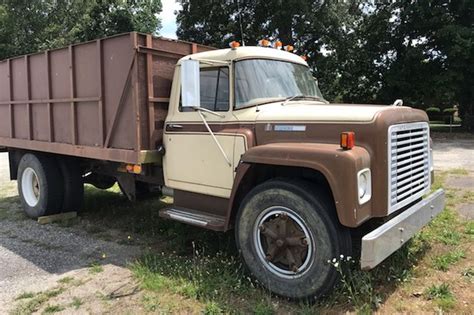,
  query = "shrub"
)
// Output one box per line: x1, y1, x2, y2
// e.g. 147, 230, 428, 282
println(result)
426, 107, 441, 113
442, 108, 456, 114
426, 107, 440, 113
